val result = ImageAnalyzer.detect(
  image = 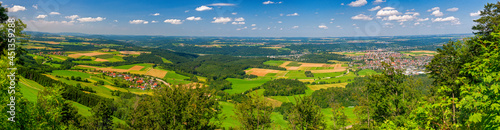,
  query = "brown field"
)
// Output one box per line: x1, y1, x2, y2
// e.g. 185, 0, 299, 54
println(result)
299, 63, 339, 67
94, 58, 109, 62
279, 61, 292, 68
144, 69, 168, 78
119, 51, 150, 55
129, 65, 145, 71
68, 52, 109, 58
287, 67, 300, 70
245, 68, 280, 76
